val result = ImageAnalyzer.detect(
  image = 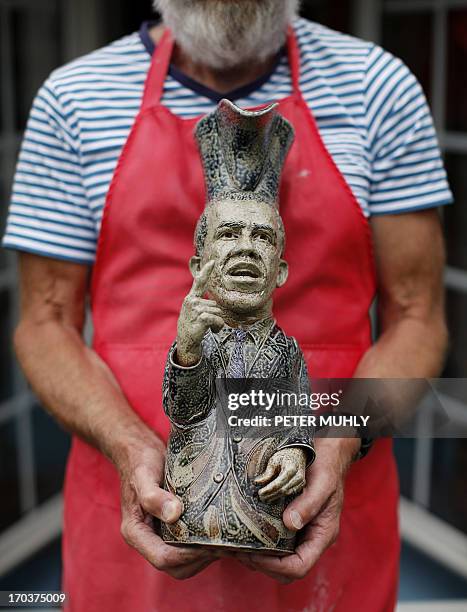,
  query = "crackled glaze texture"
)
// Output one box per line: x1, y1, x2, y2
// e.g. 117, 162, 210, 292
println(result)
161, 100, 315, 554
195, 99, 294, 205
